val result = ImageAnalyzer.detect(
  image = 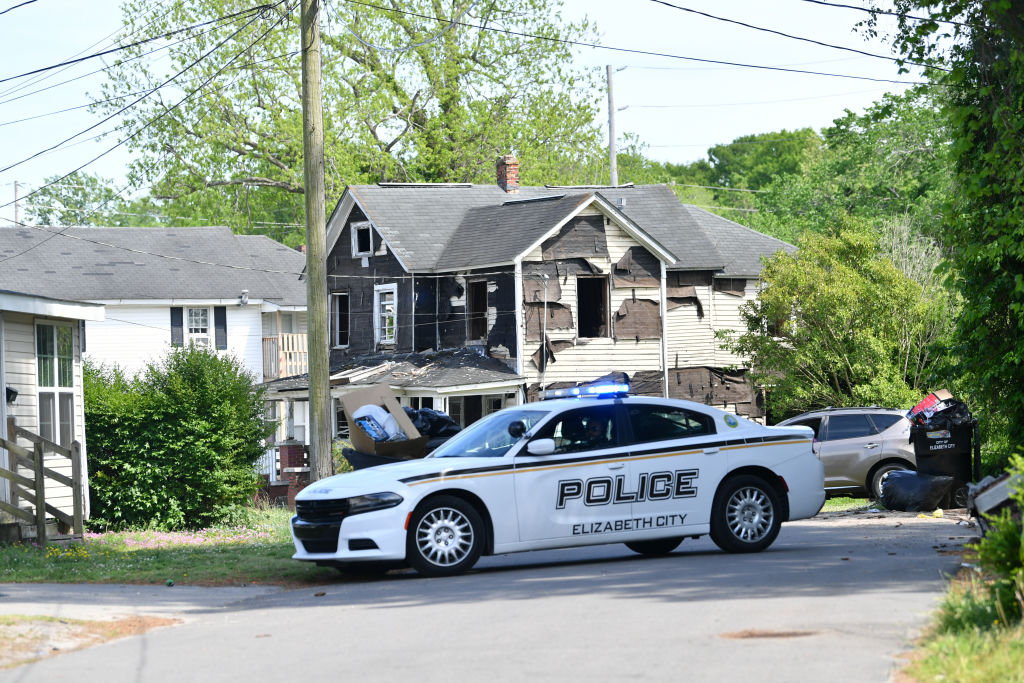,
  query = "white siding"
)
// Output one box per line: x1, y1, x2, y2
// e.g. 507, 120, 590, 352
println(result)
665, 283, 715, 367
86, 304, 265, 380
712, 280, 759, 367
